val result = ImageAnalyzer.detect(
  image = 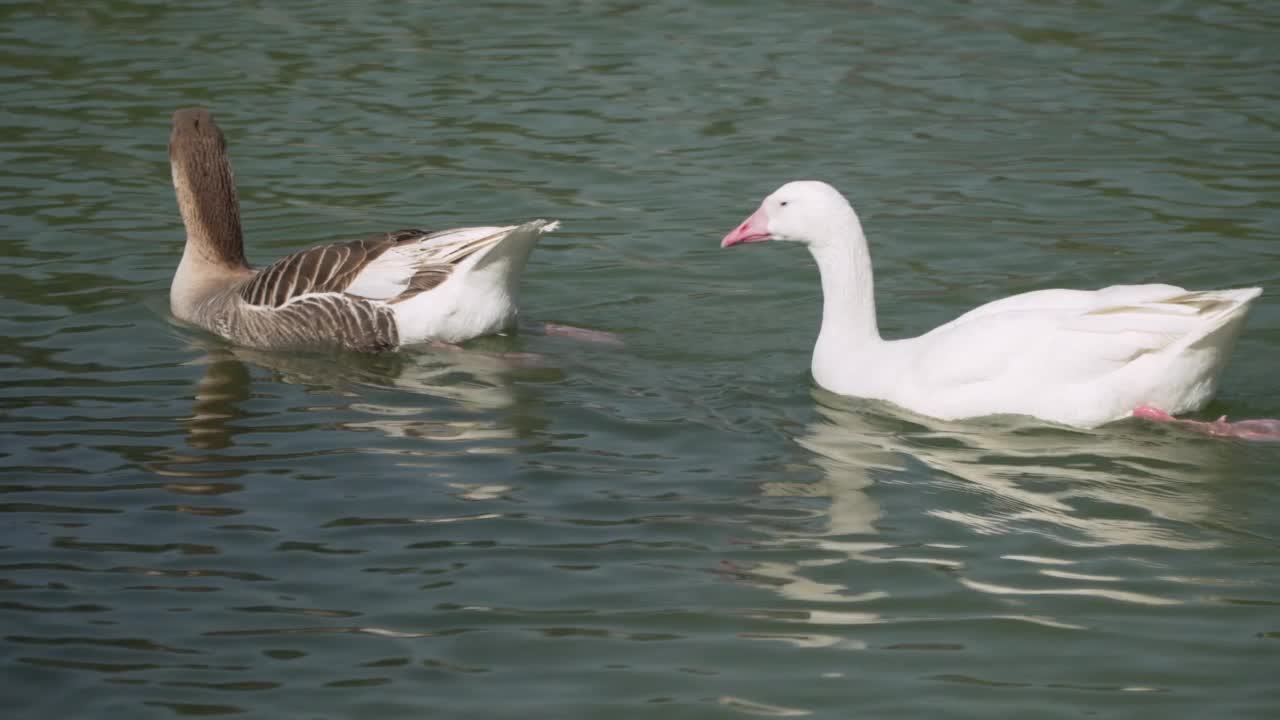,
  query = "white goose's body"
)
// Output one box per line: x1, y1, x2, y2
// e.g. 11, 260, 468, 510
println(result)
168, 108, 557, 352
723, 181, 1262, 429
811, 283, 1258, 429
